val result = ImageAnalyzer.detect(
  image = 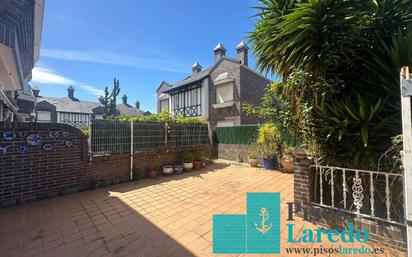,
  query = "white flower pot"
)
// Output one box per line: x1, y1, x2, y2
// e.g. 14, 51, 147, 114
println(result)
162, 165, 174, 174
183, 162, 193, 171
